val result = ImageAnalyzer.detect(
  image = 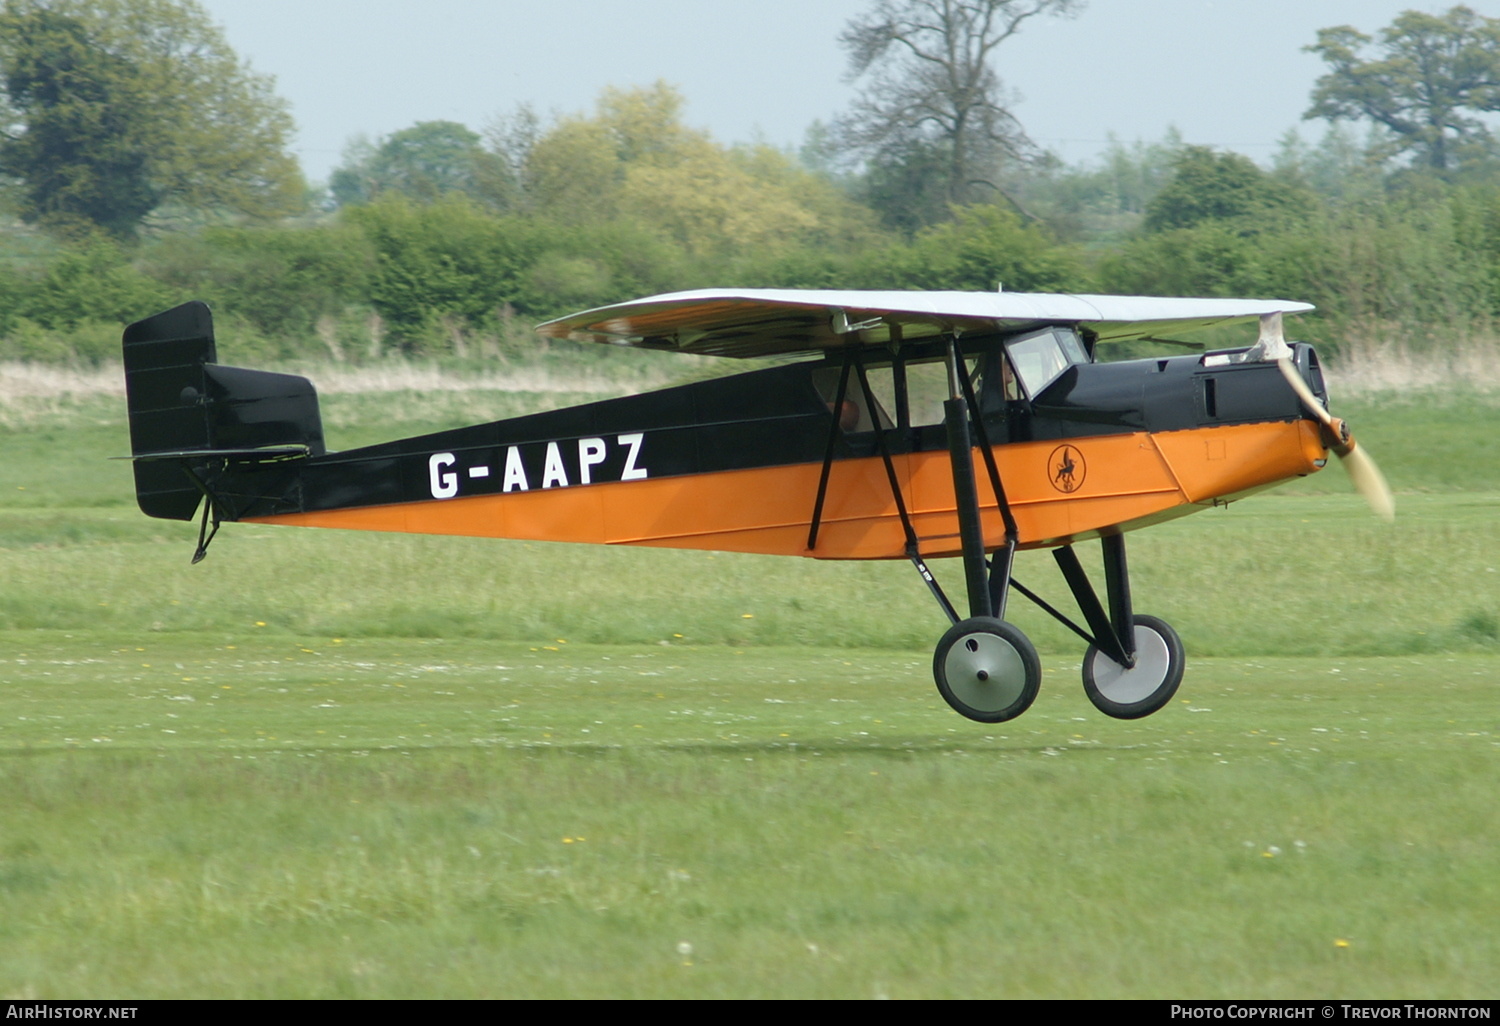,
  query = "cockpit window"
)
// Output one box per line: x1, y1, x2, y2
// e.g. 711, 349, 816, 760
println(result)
813, 355, 977, 431
1005, 327, 1088, 399
812, 366, 893, 433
